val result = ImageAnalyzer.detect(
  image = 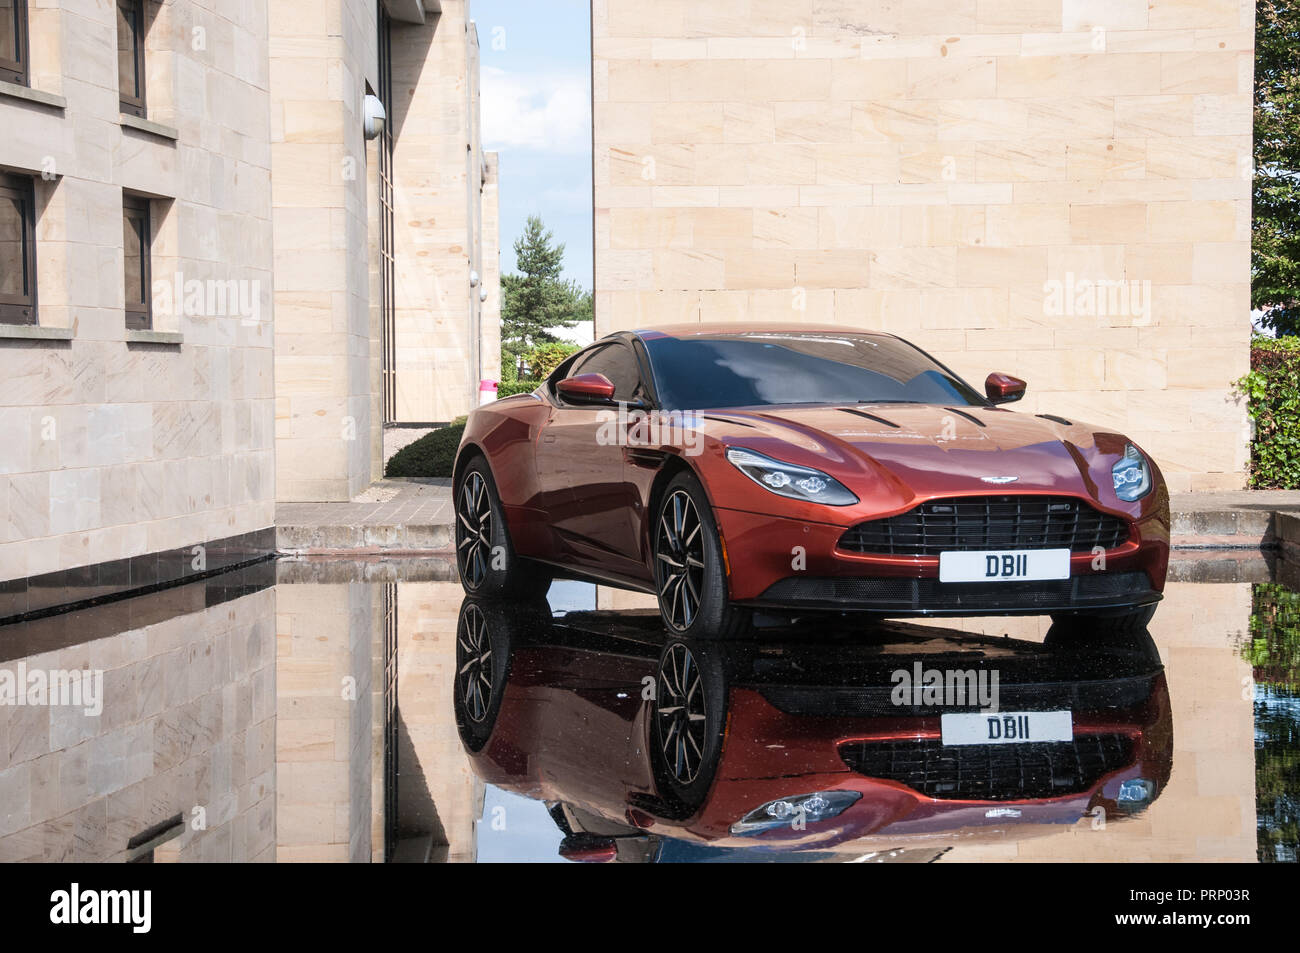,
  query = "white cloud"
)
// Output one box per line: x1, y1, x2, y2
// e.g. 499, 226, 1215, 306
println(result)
482, 66, 591, 155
